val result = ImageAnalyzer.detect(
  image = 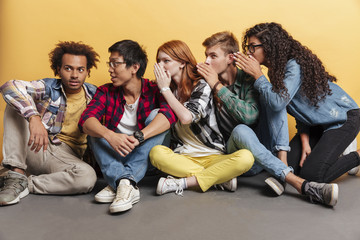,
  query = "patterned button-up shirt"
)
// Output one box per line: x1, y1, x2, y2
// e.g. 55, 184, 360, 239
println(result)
78, 78, 177, 132
172, 79, 225, 153
0, 78, 96, 144
216, 68, 260, 141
